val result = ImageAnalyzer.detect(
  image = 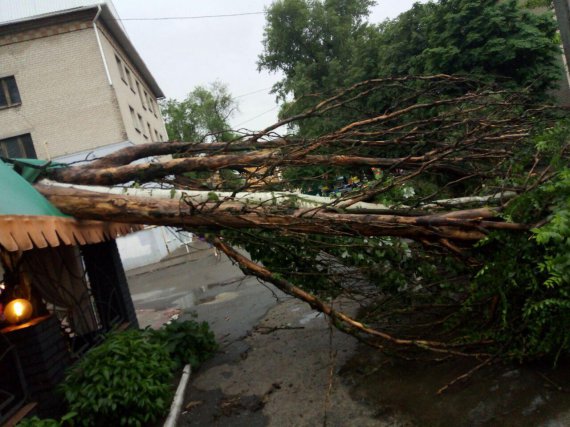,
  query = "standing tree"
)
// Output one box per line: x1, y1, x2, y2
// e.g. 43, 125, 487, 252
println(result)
259, 0, 561, 123
258, 0, 562, 194
161, 81, 238, 142
160, 82, 241, 189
